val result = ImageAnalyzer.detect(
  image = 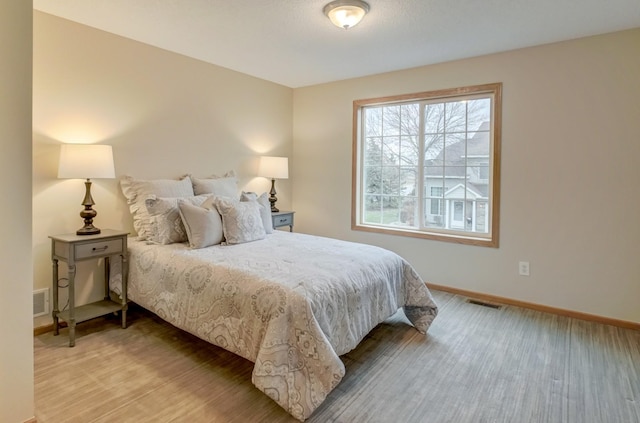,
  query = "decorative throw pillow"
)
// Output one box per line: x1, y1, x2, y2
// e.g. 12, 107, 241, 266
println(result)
240, 191, 257, 201
214, 197, 266, 245
120, 175, 194, 240
200, 195, 218, 211
191, 171, 237, 198
178, 201, 224, 249
240, 192, 273, 234
144, 195, 210, 244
